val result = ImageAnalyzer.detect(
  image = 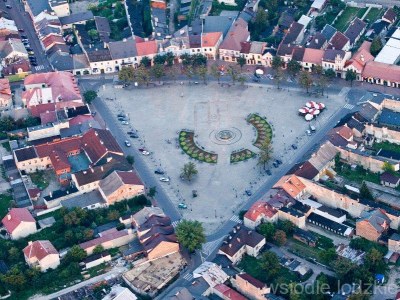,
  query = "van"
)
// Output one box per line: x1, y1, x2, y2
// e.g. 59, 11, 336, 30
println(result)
310, 125, 316, 132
